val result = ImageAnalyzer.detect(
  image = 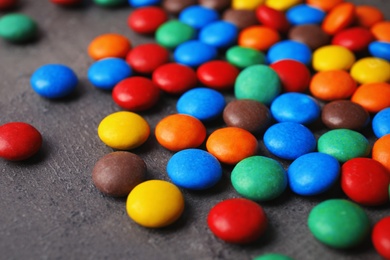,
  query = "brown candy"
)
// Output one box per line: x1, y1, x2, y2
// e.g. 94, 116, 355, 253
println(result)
288, 24, 330, 50
199, 0, 231, 11
222, 9, 259, 30
92, 151, 146, 197
162, 0, 197, 15
321, 100, 370, 130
